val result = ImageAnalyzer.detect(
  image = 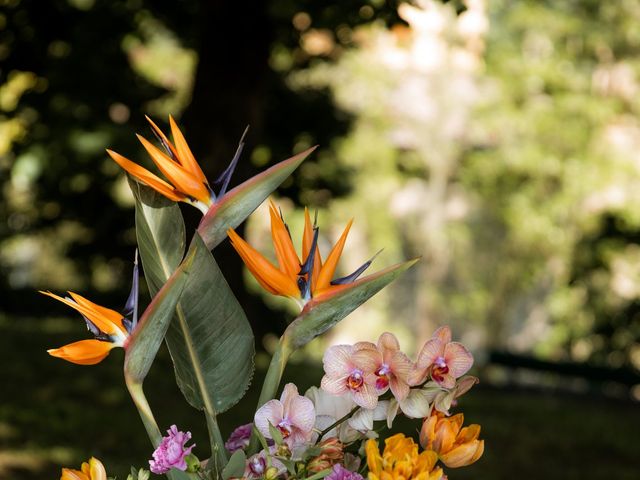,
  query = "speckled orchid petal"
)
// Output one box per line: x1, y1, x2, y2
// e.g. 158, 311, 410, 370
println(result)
433, 325, 452, 344
444, 342, 474, 378
323, 345, 354, 377
254, 399, 284, 439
